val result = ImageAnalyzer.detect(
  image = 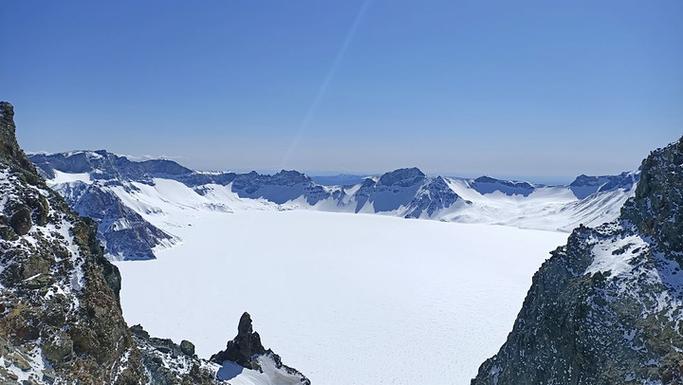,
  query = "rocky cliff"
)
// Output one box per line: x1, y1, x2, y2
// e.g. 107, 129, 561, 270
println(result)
471, 137, 683, 385
0, 102, 308, 384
